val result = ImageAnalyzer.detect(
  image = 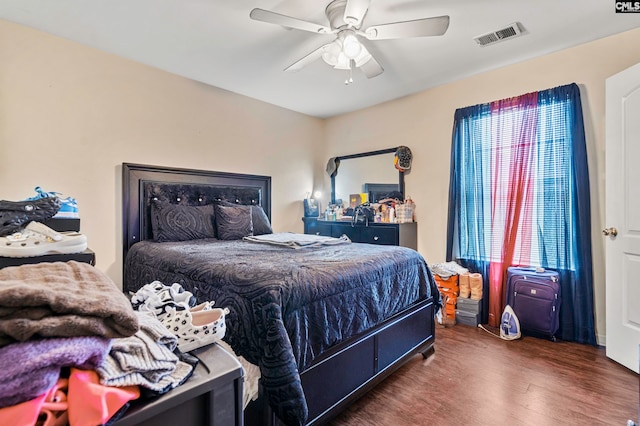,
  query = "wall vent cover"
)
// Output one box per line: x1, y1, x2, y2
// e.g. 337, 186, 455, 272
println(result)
474, 22, 524, 47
